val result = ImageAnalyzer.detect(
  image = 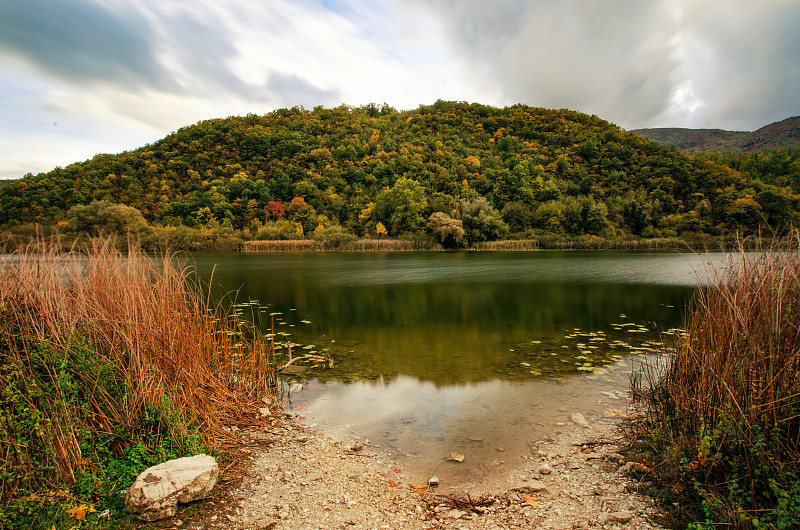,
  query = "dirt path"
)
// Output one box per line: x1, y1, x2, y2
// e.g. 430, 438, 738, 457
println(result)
178, 414, 664, 530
